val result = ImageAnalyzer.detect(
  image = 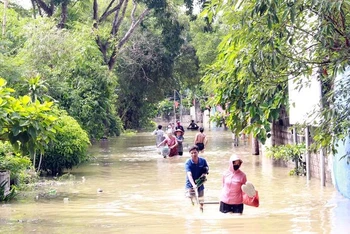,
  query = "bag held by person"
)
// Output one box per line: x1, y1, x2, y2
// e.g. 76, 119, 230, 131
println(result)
241, 181, 259, 207
242, 190, 259, 207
